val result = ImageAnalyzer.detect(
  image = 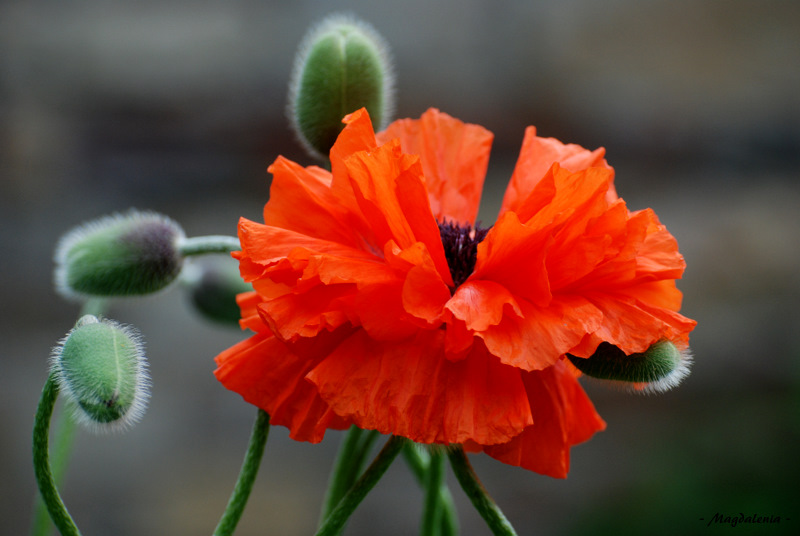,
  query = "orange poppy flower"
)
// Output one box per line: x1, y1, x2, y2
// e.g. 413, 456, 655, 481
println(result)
215, 108, 696, 478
